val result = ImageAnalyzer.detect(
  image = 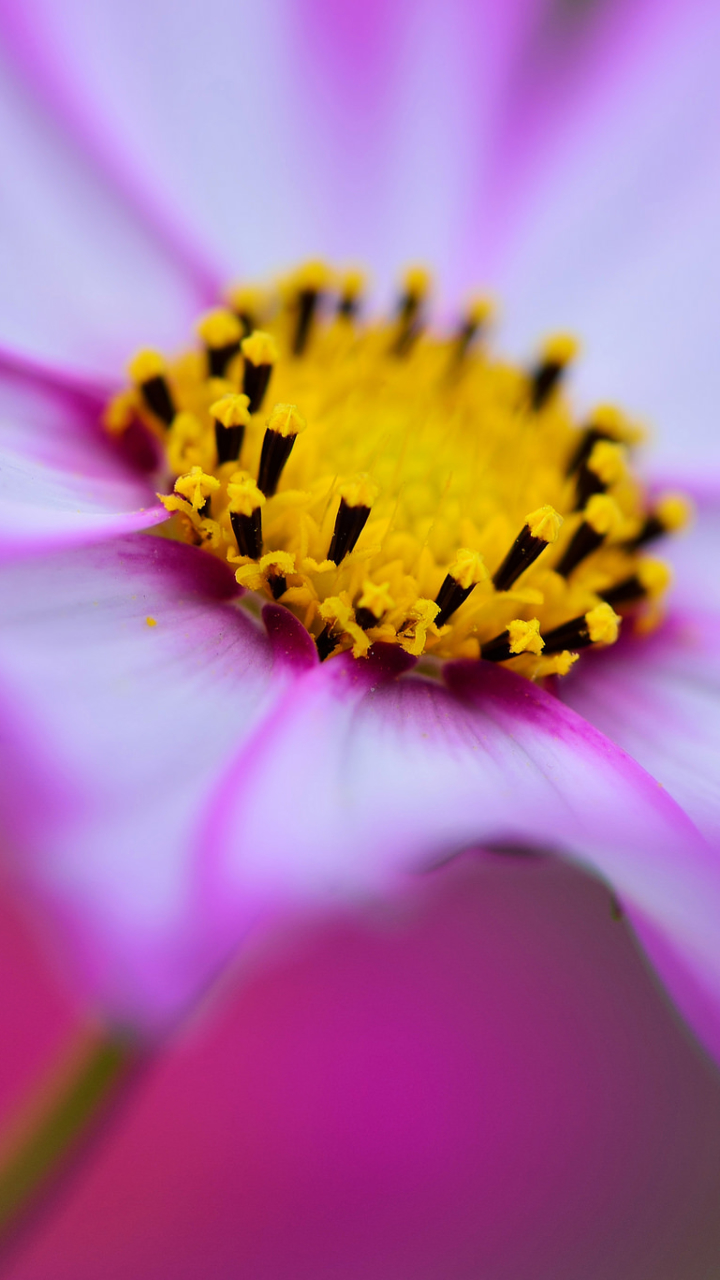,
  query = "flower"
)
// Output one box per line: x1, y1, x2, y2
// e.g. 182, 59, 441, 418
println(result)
0, 0, 720, 1072
5, 859, 720, 1278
